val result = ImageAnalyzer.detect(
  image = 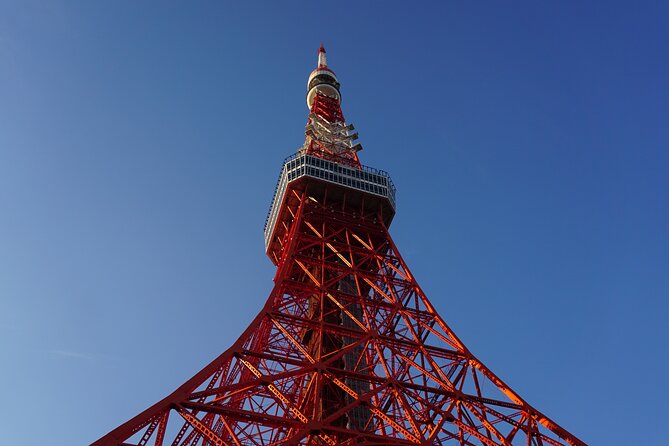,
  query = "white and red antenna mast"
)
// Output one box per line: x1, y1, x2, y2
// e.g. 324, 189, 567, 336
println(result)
302, 44, 361, 168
